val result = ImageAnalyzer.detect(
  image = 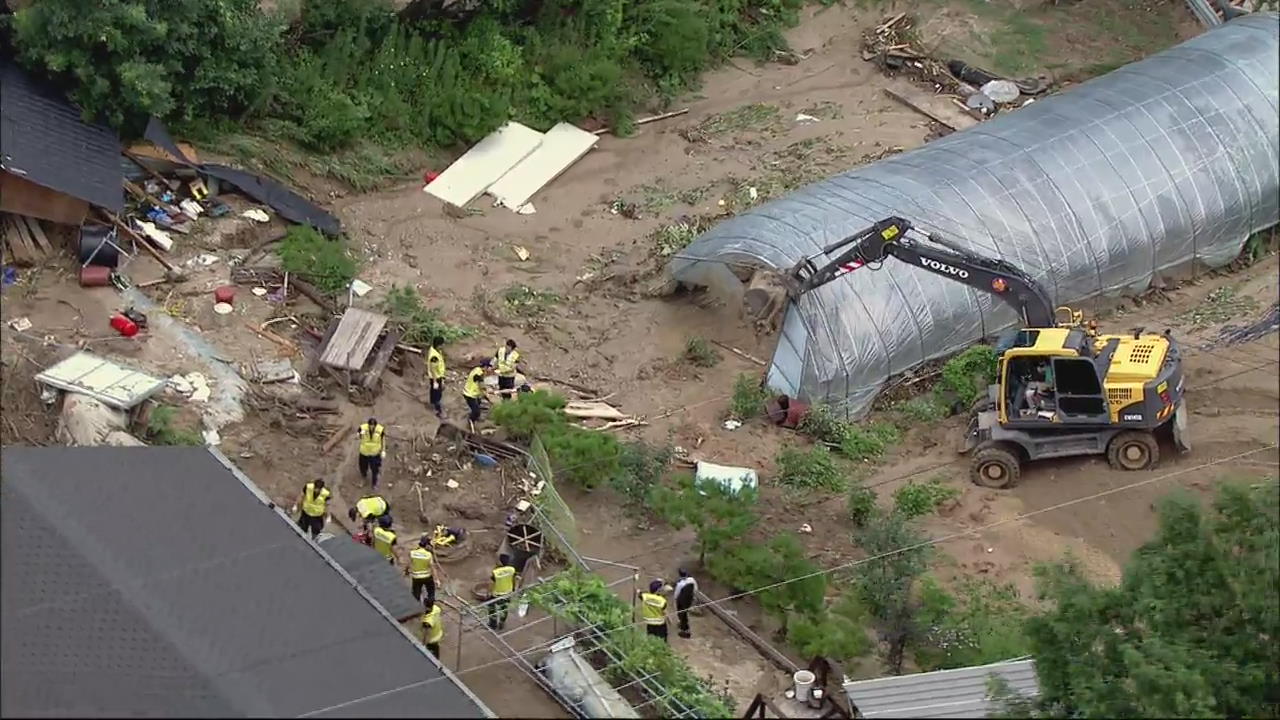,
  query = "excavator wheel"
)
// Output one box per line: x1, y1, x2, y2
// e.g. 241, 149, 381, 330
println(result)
1107, 430, 1159, 471
970, 443, 1021, 488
